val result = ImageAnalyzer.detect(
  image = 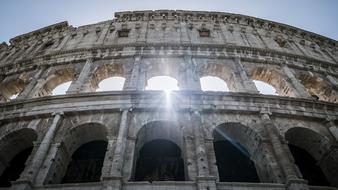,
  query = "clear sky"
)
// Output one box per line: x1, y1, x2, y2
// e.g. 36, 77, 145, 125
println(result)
0, 0, 338, 43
